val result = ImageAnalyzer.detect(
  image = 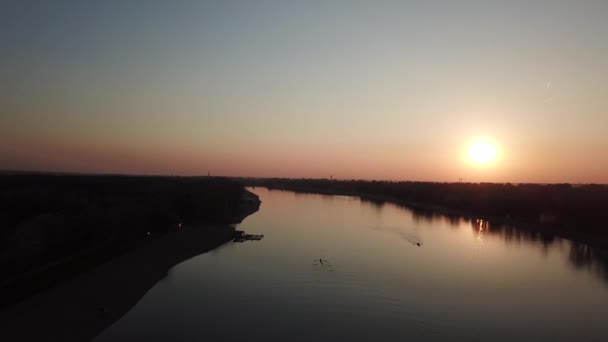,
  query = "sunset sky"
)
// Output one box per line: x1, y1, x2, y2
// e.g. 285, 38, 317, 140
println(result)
2, 1, 607, 183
